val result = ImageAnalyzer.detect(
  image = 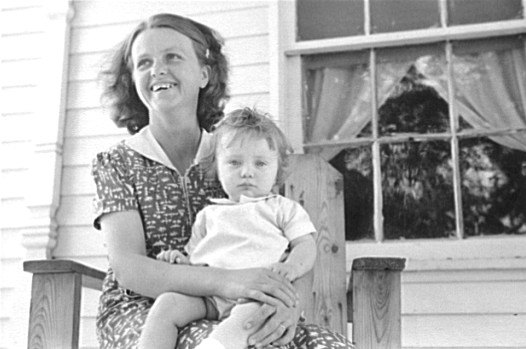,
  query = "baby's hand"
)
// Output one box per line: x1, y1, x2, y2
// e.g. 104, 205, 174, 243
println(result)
157, 249, 190, 264
269, 262, 301, 282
